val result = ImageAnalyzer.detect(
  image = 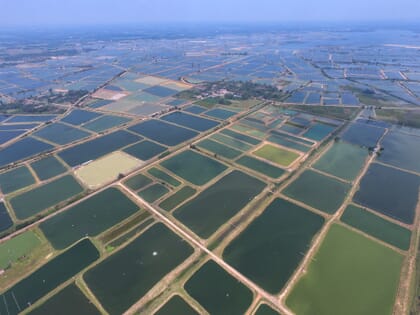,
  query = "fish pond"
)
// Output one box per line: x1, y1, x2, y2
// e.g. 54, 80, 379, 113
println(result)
283, 170, 351, 214
353, 163, 420, 224
223, 198, 324, 293
84, 223, 193, 315
184, 260, 253, 315
161, 150, 227, 186
174, 170, 266, 238
40, 188, 139, 250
